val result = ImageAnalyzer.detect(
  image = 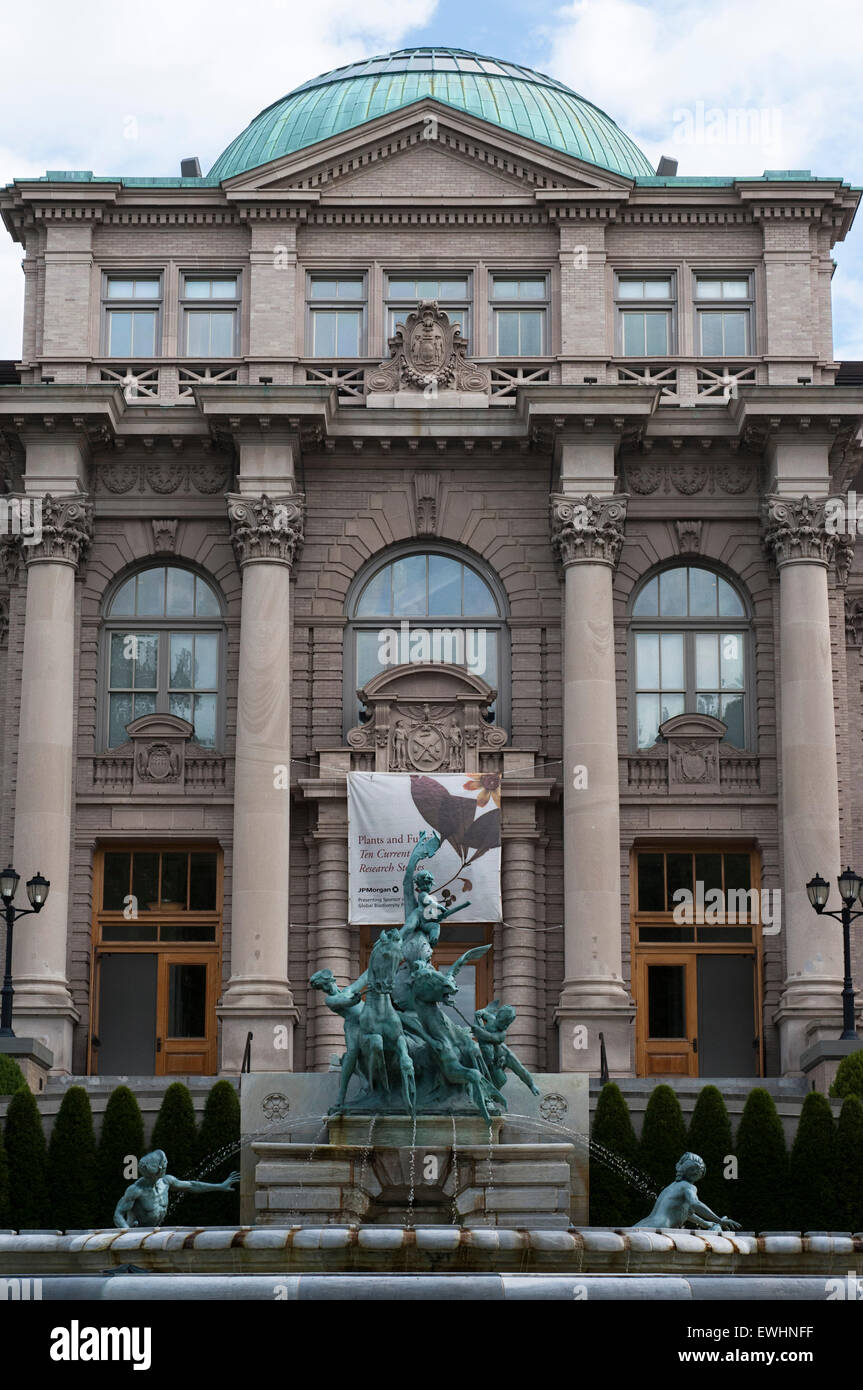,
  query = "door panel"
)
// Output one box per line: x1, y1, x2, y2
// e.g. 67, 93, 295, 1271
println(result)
157, 954, 217, 1074
697, 953, 757, 1075
95, 953, 158, 1074
637, 954, 698, 1077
